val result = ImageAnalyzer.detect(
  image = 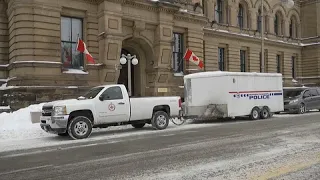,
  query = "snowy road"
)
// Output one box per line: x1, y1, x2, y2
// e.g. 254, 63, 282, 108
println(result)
1, 112, 320, 180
